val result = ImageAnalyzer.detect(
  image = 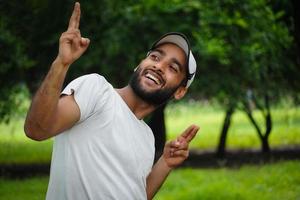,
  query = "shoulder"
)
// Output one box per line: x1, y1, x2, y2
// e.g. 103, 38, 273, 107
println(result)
73, 73, 111, 90
78, 73, 108, 84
